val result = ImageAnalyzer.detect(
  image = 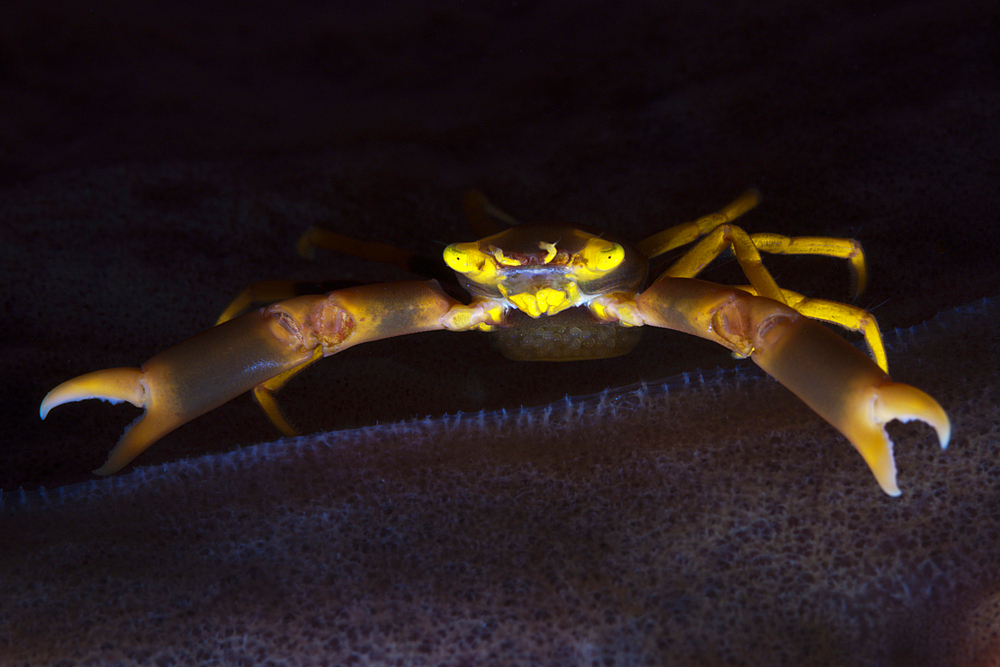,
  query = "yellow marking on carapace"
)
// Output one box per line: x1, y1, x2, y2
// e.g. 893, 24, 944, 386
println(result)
538, 241, 558, 264
489, 245, 523, 266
